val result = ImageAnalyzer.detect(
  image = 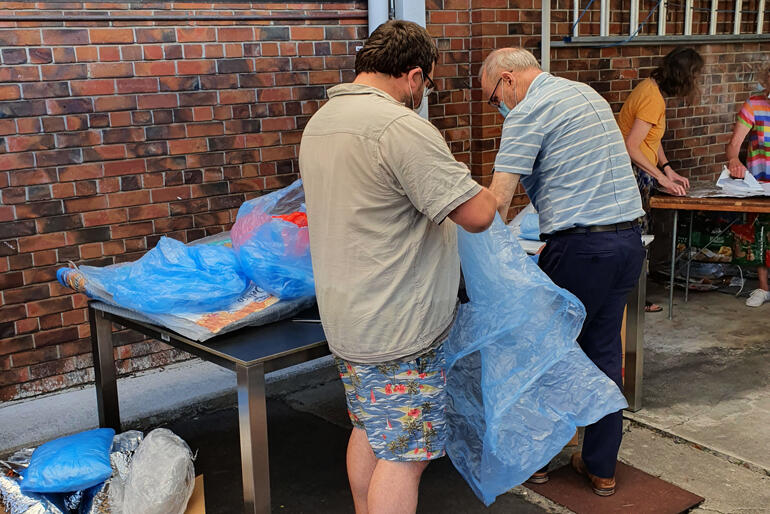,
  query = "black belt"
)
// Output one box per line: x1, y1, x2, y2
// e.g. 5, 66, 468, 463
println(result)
542, 220, 639, 240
